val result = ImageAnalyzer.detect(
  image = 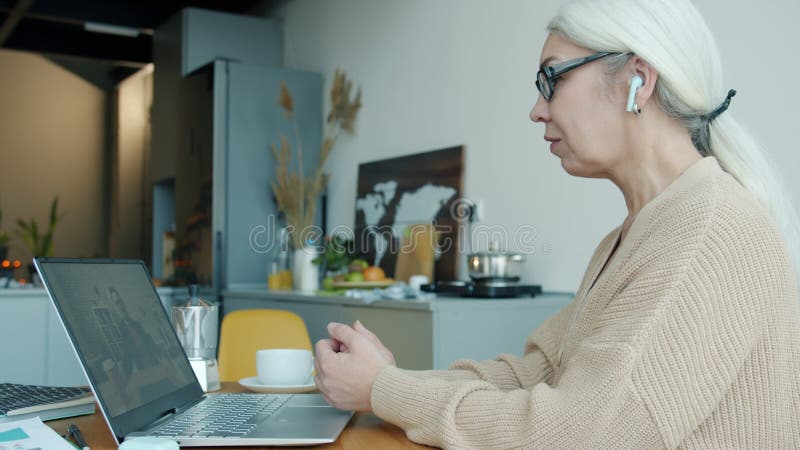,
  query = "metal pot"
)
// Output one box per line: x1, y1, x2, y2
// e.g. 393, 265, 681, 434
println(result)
467, 252, 525, 282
